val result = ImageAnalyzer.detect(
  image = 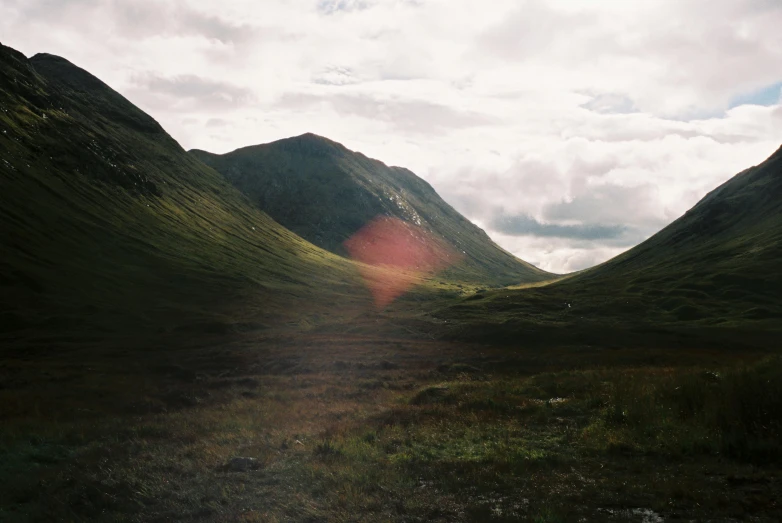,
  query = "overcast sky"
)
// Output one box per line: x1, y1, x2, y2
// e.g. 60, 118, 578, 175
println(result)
3, 0, 781, 272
